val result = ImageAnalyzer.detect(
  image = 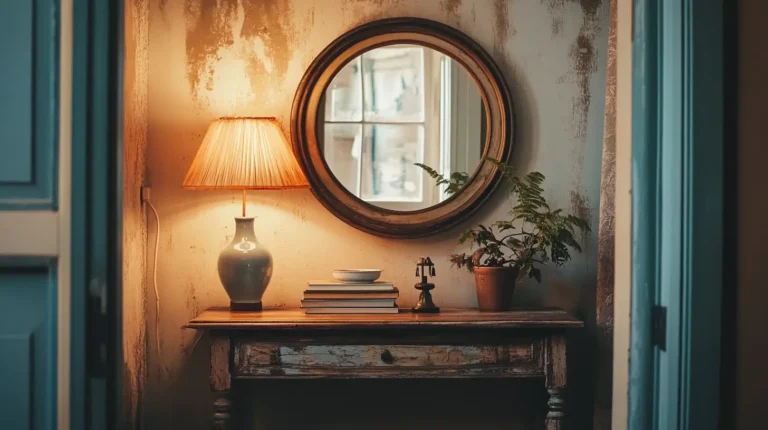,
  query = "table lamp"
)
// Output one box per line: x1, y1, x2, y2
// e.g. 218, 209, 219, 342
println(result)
183, 117, 309, 311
